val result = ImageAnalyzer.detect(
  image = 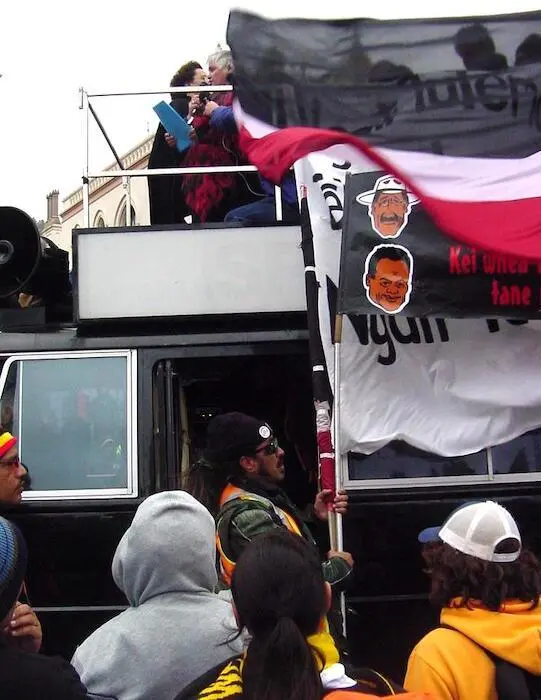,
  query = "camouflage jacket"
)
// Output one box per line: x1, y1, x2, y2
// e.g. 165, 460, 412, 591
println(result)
216, 478, 352, 588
